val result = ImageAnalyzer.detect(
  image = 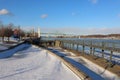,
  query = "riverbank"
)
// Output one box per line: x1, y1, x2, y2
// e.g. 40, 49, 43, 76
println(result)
53, 47, 120, 77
